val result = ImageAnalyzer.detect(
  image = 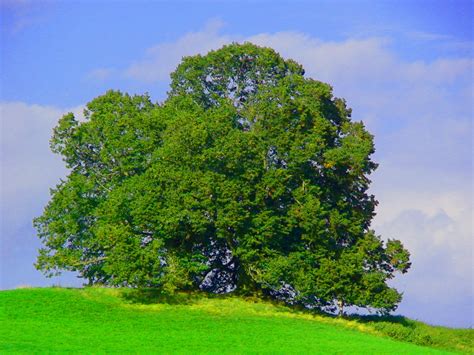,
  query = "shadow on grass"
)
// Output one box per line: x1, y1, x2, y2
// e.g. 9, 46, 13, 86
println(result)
120, 288, 273, 306
350, 314, 415, 328
121, 289, 415, 330
121, 289, 207, 305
